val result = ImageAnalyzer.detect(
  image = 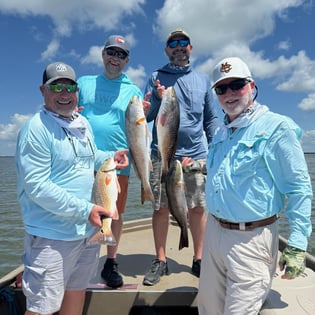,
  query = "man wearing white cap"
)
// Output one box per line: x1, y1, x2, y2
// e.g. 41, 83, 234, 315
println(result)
198, 57, 313, 314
